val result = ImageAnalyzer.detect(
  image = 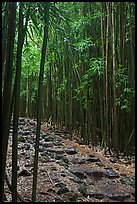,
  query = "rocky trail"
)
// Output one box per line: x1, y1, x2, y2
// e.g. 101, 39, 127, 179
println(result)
5, 117, 135, 202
